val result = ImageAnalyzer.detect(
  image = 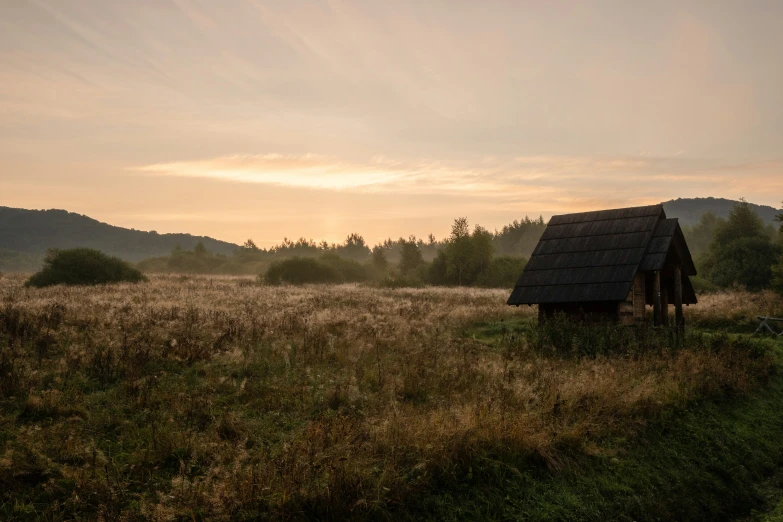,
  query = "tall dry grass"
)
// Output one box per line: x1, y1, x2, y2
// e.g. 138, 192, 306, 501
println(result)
0, 274, 778, 520
688, 289, 783, 329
